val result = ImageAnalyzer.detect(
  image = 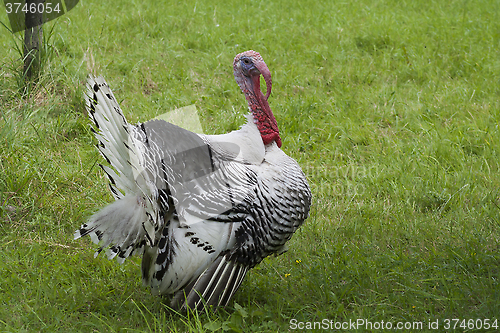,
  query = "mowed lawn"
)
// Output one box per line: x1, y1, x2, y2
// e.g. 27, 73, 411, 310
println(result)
1, 0, 499, 331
